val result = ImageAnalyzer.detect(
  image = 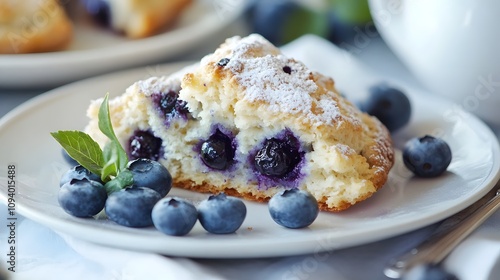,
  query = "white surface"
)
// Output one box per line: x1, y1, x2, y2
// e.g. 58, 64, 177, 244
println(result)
0, 36, 499, 260
0, 0, 247, 89
368, 0, 500, 125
